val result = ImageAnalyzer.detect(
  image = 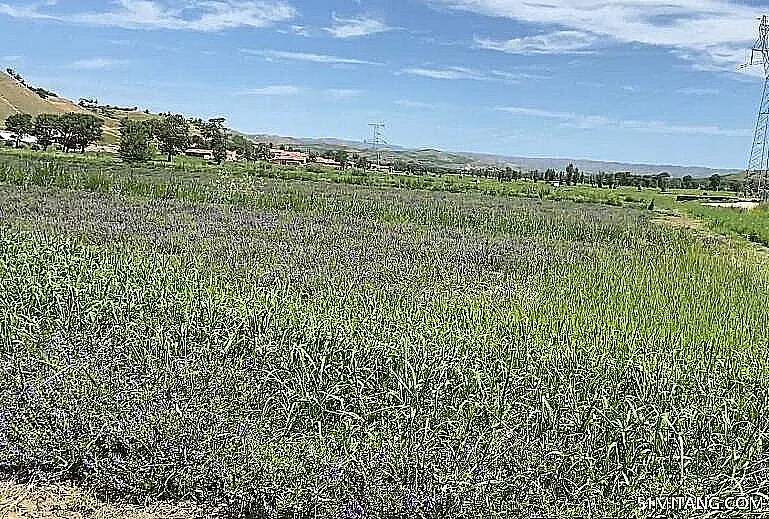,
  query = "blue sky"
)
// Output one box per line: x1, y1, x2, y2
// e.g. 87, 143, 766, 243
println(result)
0, 0, 767, 168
